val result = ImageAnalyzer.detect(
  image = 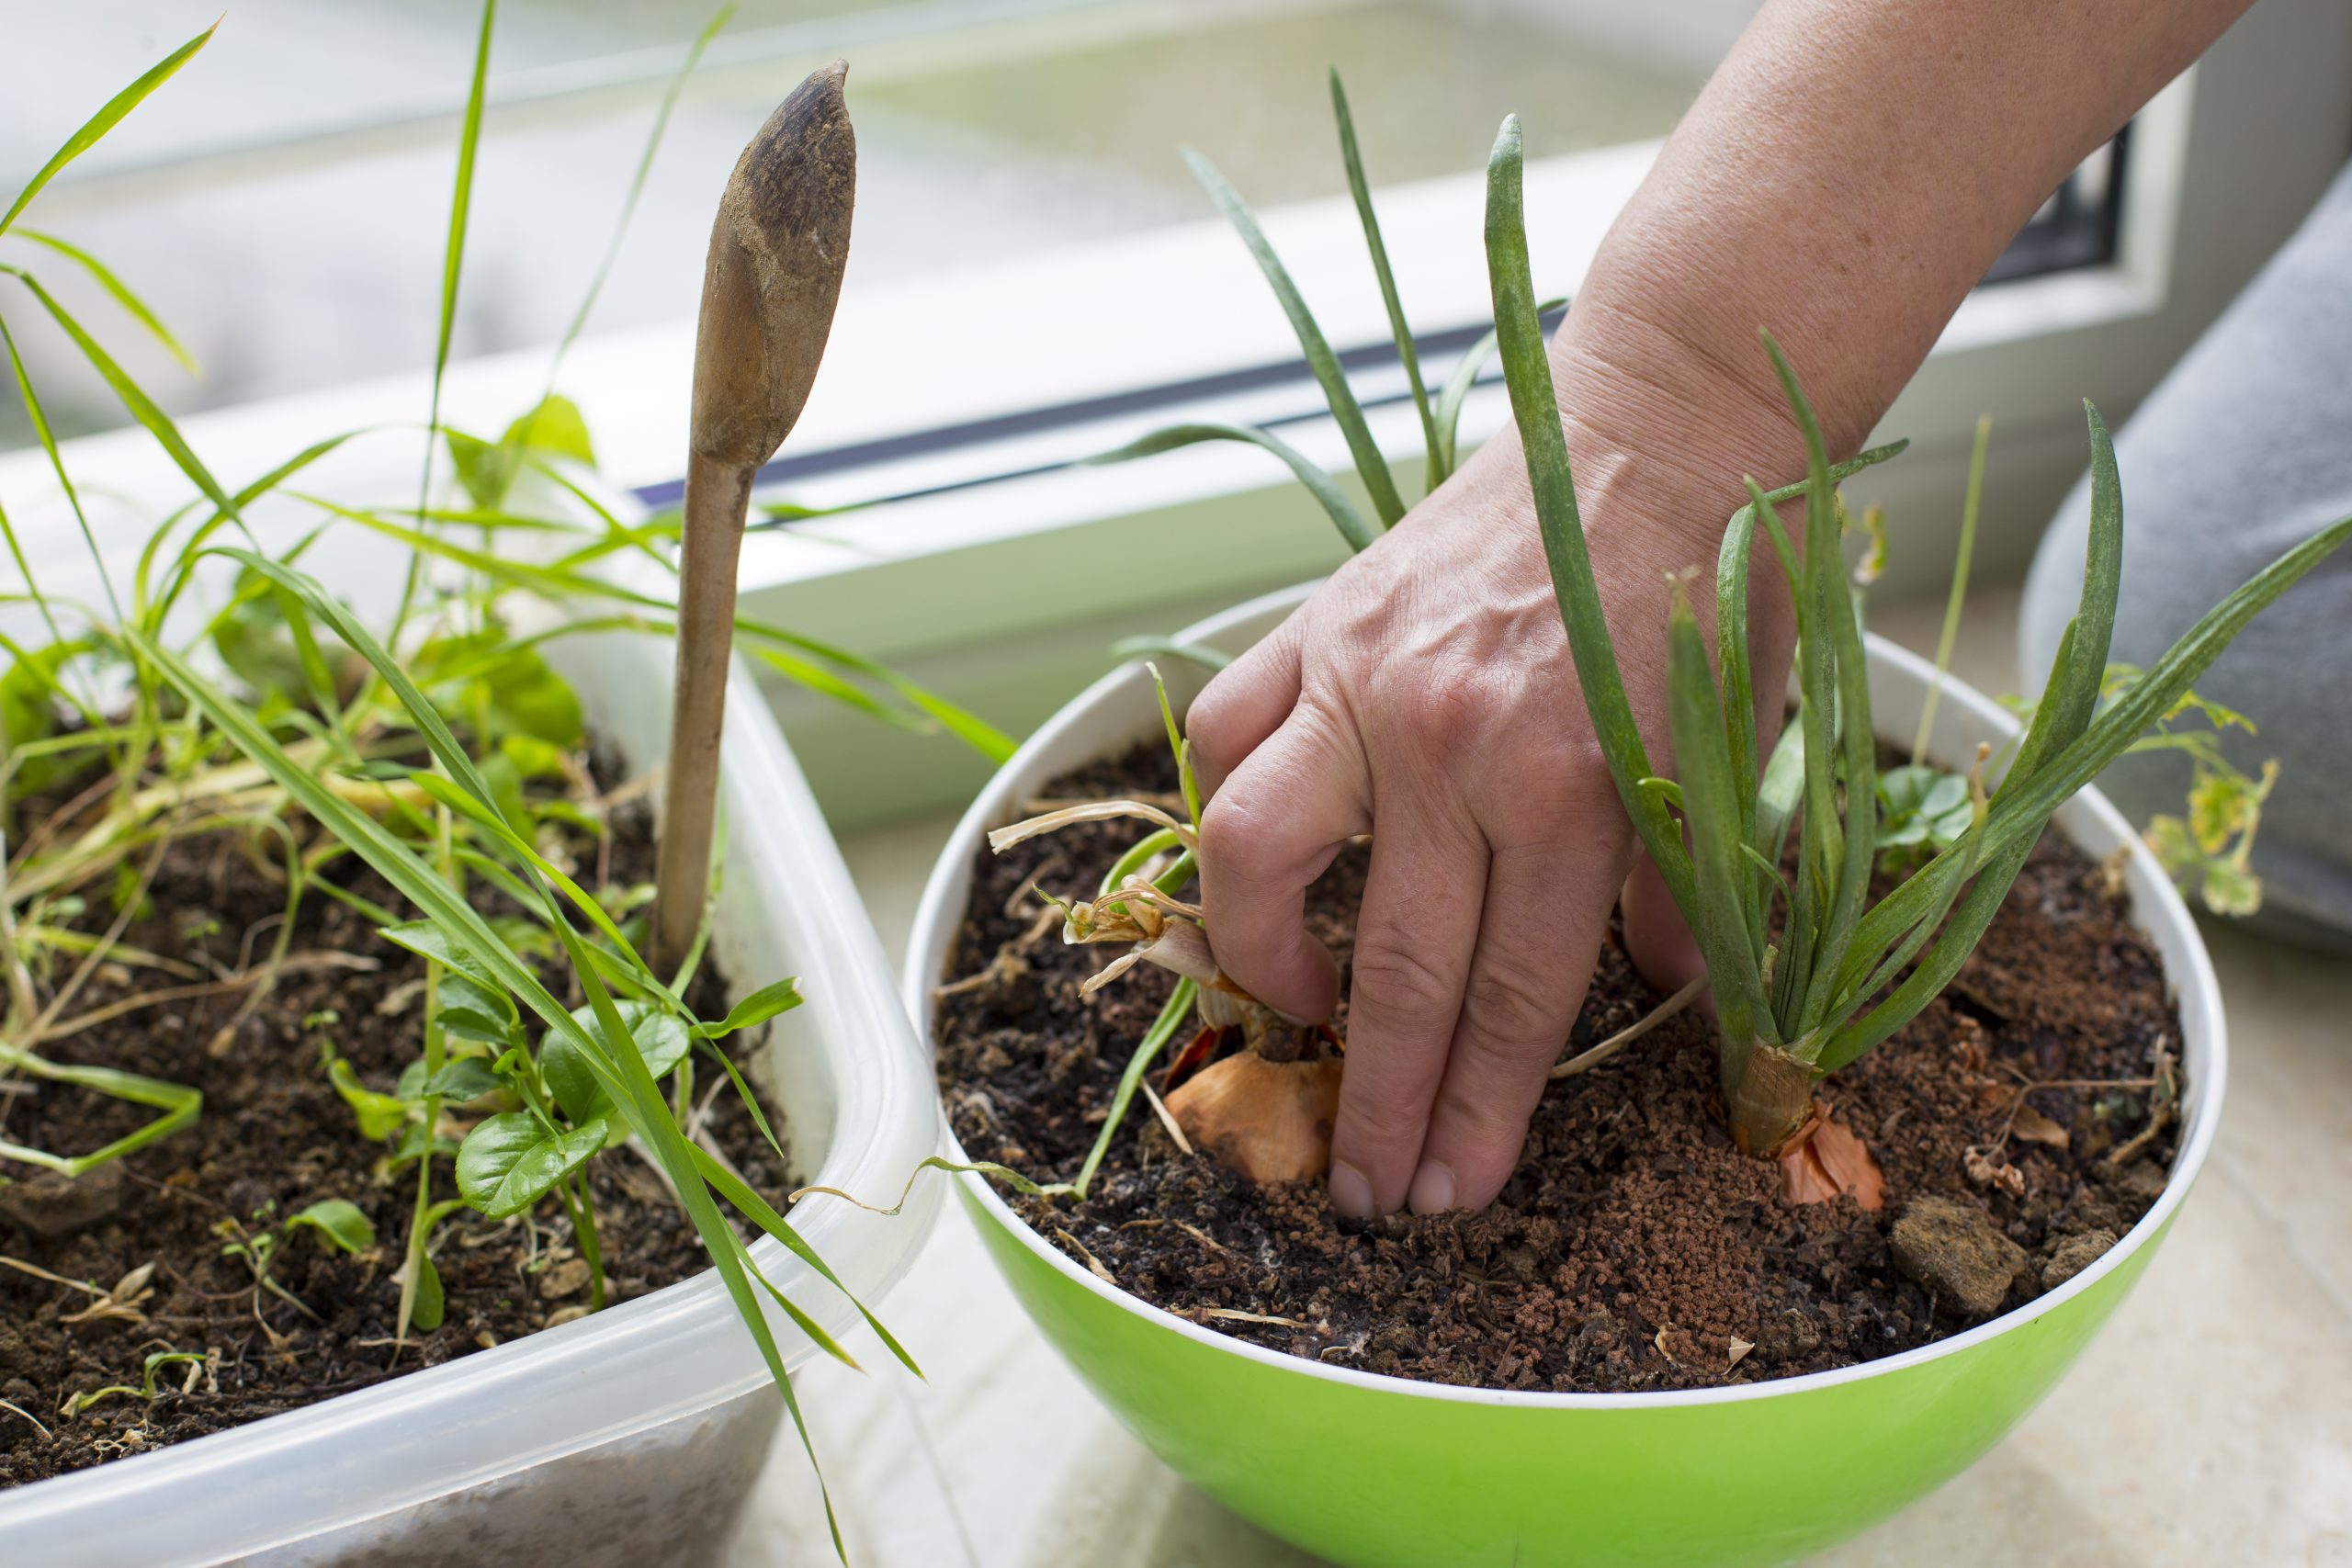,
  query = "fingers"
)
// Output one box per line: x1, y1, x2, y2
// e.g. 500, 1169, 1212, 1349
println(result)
1196, 711, 1361, 1027
1325, 799, 1488, 1219
1413, 837, 1618, 1213
1620, 853, 1707, 1003
1187, 612, 1303, 798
